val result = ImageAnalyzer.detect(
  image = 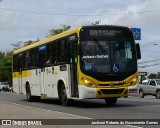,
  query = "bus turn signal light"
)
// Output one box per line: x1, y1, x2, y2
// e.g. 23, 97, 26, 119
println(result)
128, 76, 138, 86
81, 77, 96, 88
